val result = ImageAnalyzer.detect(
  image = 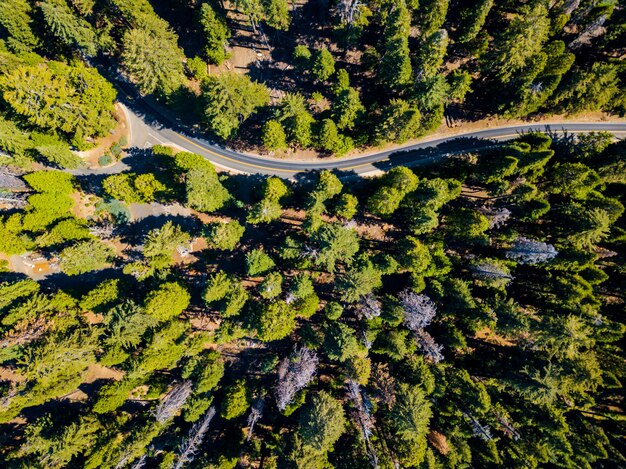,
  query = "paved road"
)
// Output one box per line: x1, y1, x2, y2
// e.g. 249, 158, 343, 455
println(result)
114, 101, 626, 178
